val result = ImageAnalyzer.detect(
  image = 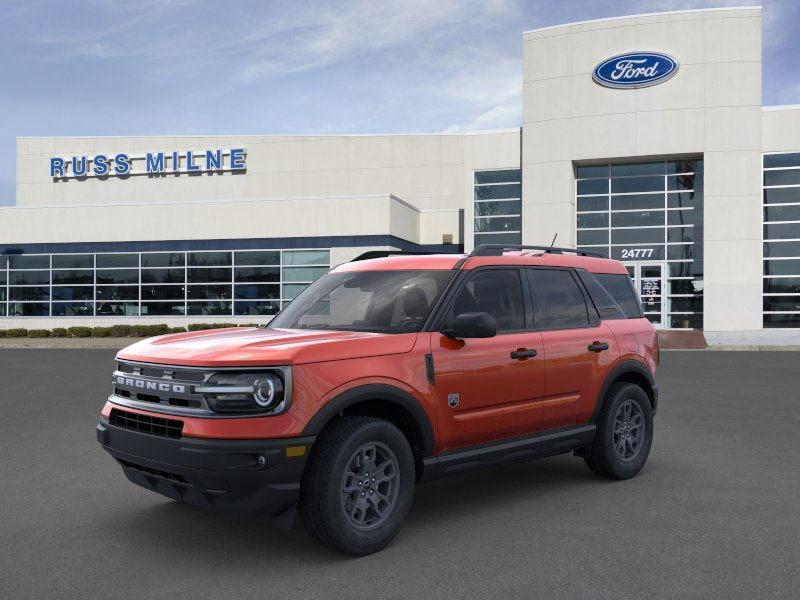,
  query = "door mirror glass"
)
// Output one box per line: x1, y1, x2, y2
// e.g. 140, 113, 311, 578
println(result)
443, 311, 497, 339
